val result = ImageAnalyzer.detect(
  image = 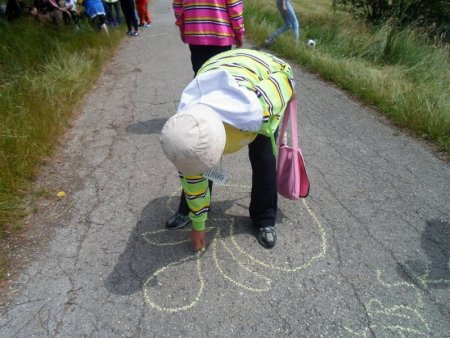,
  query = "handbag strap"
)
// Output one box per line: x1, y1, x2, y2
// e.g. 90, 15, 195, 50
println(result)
278, 99, 299, 152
